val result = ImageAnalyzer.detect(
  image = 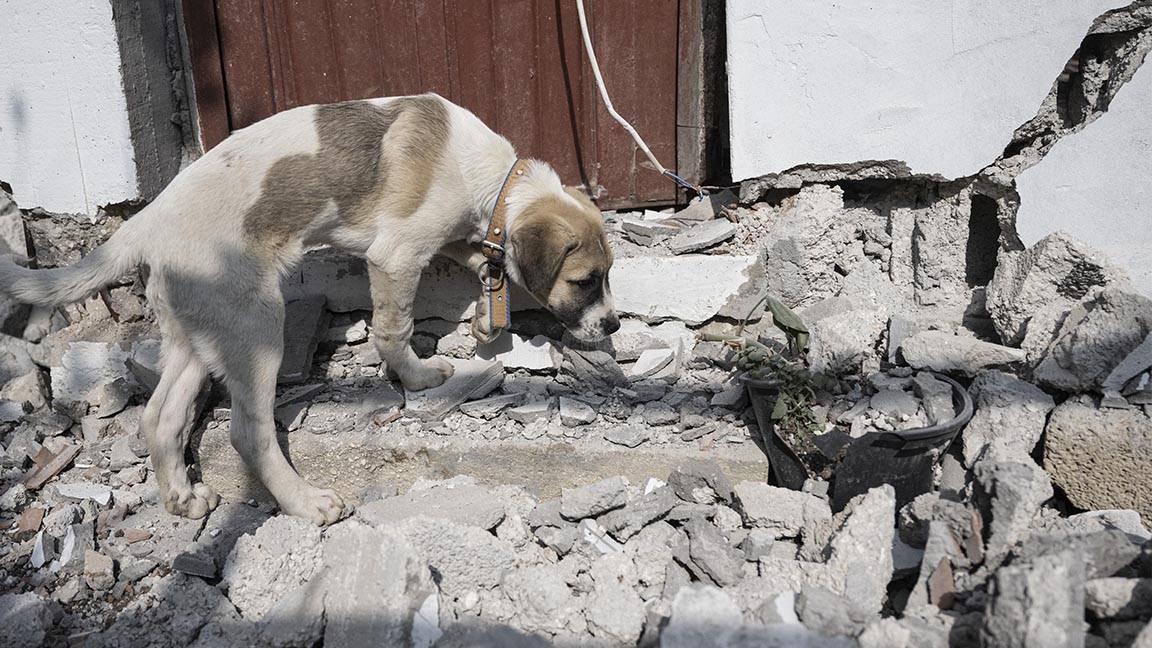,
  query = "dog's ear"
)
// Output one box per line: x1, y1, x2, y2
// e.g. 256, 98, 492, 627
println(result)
511, 218, 576, 298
